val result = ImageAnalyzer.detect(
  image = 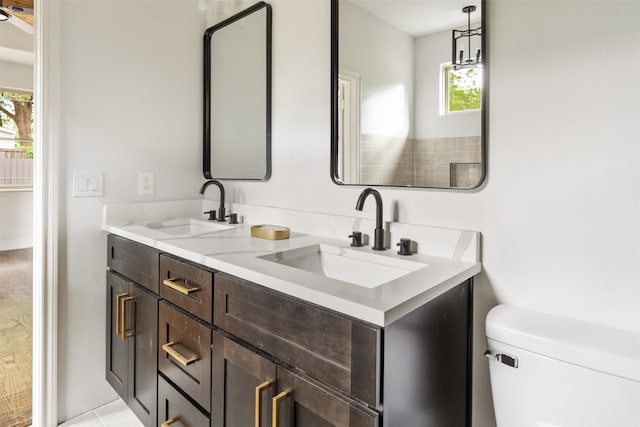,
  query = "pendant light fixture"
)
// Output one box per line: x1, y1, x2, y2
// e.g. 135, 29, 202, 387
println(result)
452, 5, 482, 69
